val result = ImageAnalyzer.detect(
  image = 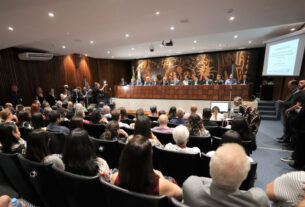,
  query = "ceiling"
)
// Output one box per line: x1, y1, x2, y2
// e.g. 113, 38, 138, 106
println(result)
0, 0, 304, 60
